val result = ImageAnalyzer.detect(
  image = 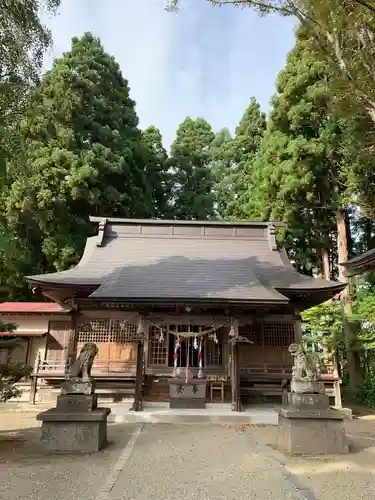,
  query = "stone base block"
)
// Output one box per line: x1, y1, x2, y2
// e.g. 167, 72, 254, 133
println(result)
170, 398, 206, 409
56, 394, 98, 412
37, 408, 111, 453
291, 379, 322, 394
277, 407, 349, 455
288, 392, 329, 409
61, 379, 96, 395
